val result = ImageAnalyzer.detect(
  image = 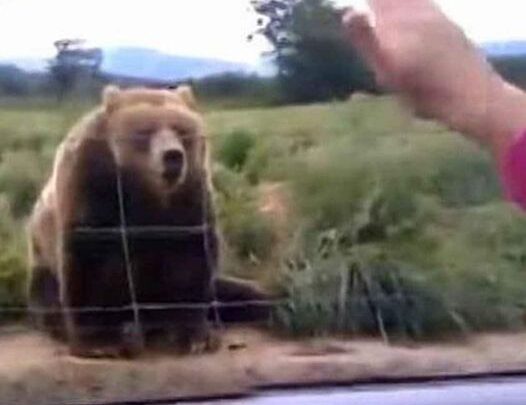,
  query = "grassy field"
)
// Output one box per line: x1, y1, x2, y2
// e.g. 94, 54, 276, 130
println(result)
1, 96, 526, 341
